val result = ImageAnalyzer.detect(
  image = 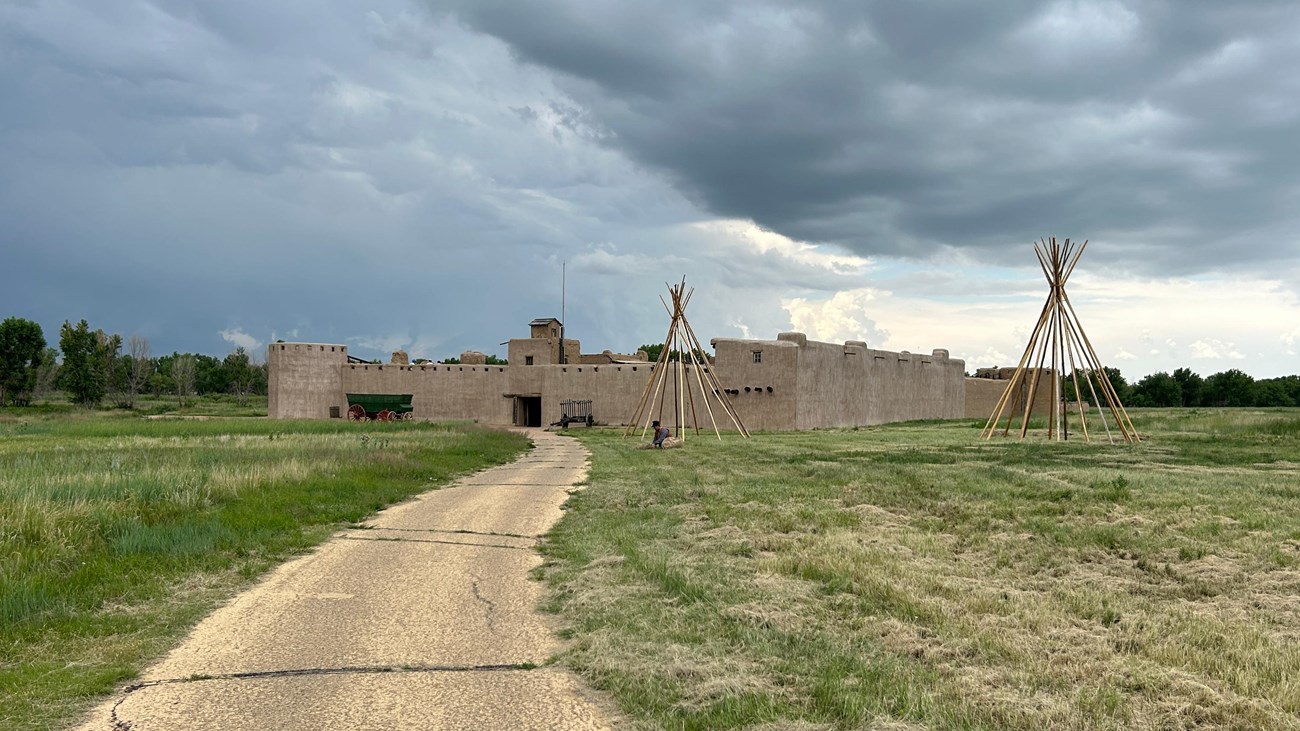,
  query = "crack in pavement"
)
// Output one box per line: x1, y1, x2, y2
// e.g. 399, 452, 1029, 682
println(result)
454, 482, 581, 488
352, 527, 541, 539
336, 535, 532, 551
469, 573, 498, 632
108, 662, 540, 729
